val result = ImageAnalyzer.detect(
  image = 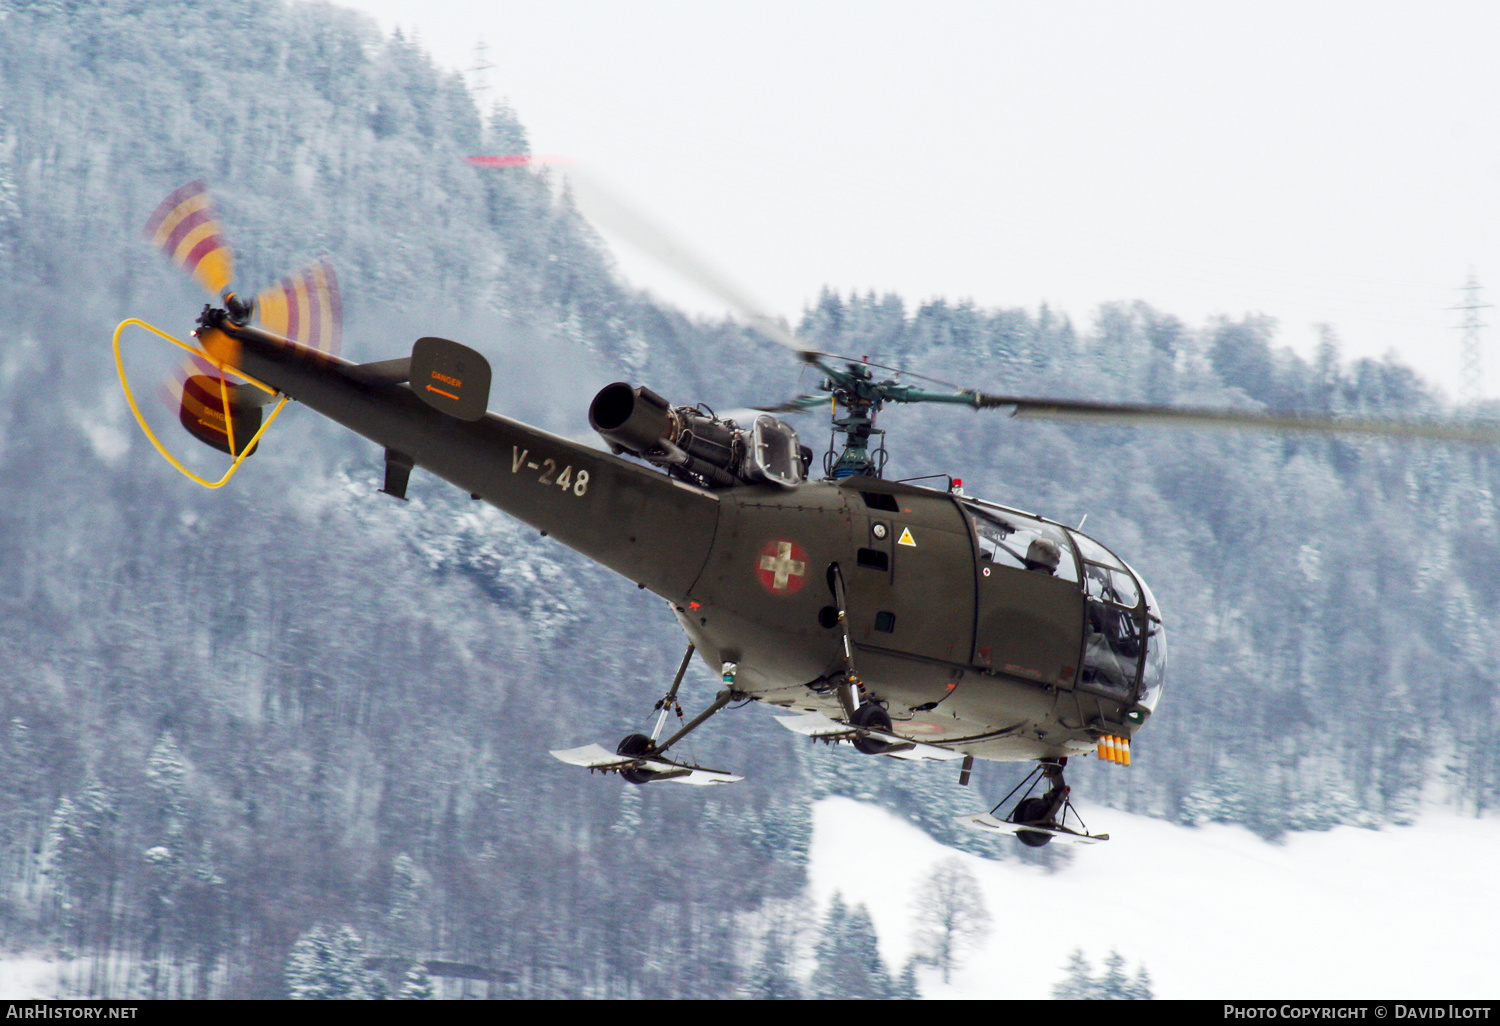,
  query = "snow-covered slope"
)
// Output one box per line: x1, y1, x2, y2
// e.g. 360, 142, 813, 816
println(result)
809, 797, 1500, 999
0, 959, 60, 1000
